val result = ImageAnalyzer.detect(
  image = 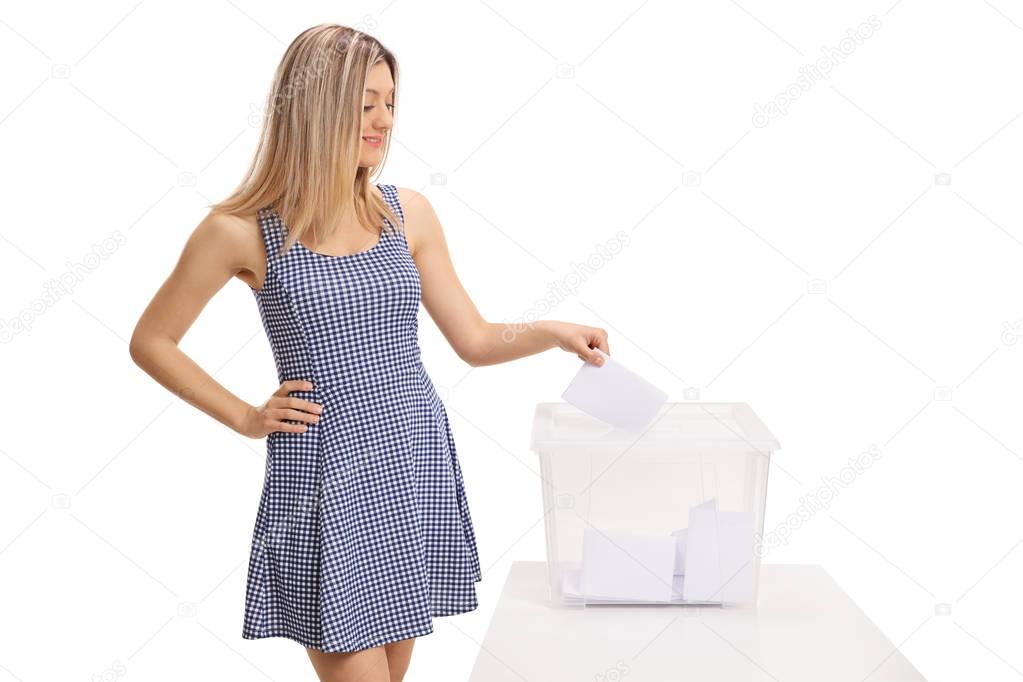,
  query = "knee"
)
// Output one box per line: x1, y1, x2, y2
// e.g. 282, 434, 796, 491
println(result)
385, 650, 412, 681
383, 635, 415, 681
307, 645, 390, 682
